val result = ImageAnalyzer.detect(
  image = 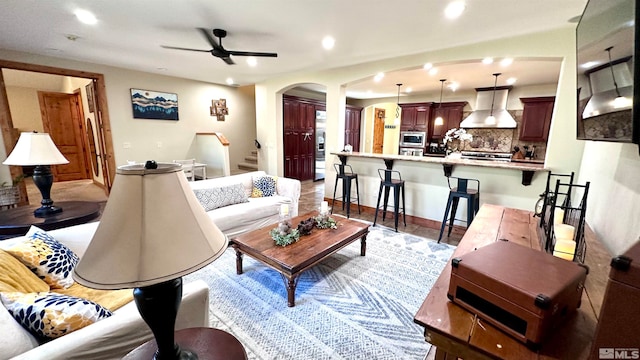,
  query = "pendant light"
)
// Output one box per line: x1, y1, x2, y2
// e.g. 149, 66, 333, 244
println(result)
394, 83, 402, 125
485, 73, 501, 125
606, 46, 632, 109
434, 79, 446, 126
